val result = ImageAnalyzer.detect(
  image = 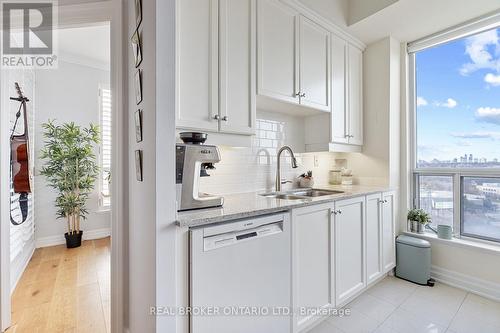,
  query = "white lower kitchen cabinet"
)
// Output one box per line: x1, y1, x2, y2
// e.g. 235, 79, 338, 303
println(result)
333, 196, 366, 307
382, 191, 396, 272
365, 193, 383, 285
292, 203, 334, 332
